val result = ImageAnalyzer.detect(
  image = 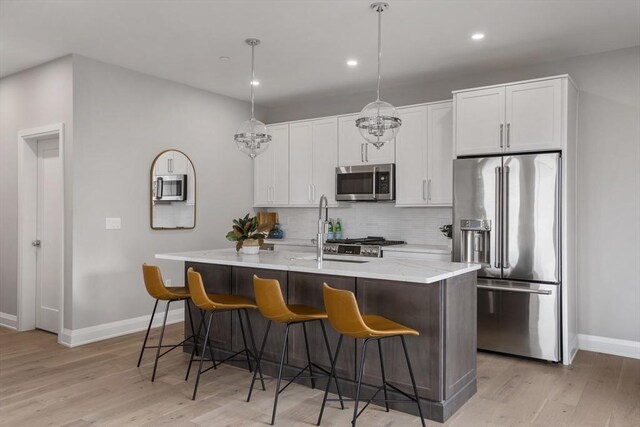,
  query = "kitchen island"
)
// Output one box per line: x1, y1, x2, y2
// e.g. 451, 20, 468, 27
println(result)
156, 249, 480, 422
